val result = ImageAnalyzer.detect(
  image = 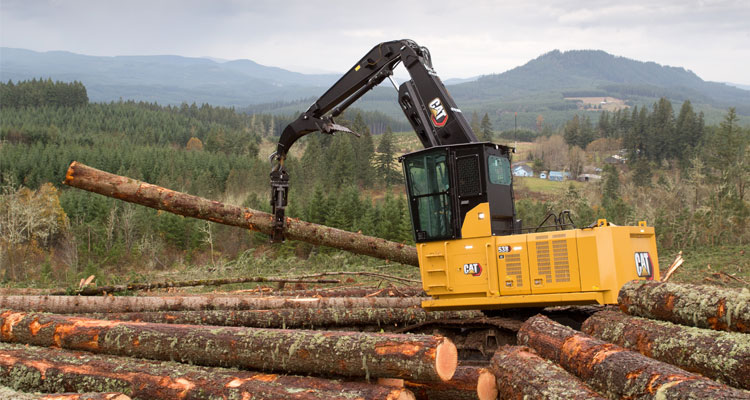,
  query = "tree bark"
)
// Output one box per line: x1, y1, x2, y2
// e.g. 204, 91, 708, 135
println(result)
490, 345, 606, 400
0, 387, 130, 400
78, 308, 482, 329
518, 314, 750, 399
50, 277, 341, 296
63, 161, 418, 266
0, 295, 425, 313
404, 366, 498, 400
0, 342, 413, 400
582, 310, 750, 390
0, 310, 457, 382
618, 280, 750, 332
